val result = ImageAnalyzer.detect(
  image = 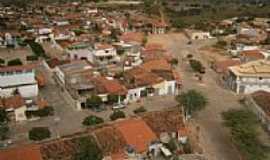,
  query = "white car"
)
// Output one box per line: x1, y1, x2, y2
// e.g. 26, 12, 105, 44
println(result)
112, 103, 126, 110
